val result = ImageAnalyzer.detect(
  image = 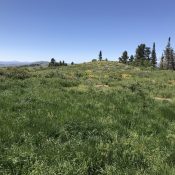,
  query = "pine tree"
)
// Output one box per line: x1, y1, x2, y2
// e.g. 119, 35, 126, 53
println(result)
151, 42, 157, 67
129, 55, 134, 63
145, 47, 151, 62
51, 58, 56, 64
164, 37, 175, 70
92, 59, 97, 62
49, 58, 56, 67
135, 44, 146, 66
99, 51, 102, 61
145, 47, 151, 66
119, 51, 129, 64
160, 54, 164, 69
